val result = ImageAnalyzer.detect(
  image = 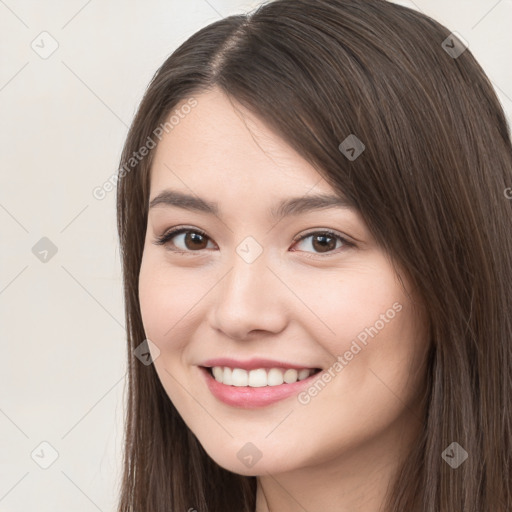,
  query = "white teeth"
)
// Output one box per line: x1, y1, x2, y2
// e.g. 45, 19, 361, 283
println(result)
248, 368, 267, 387
283, 369, 298, 383
231, 368, 248, 387
212, 366, 223, 382
267, 368, 284, 386
298, 368, 311, 380
210, 366, 317, 387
